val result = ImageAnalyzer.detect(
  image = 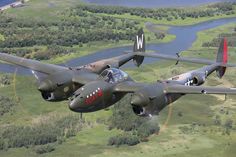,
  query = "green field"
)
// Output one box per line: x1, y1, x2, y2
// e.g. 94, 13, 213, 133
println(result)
0, 0, 236, 157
